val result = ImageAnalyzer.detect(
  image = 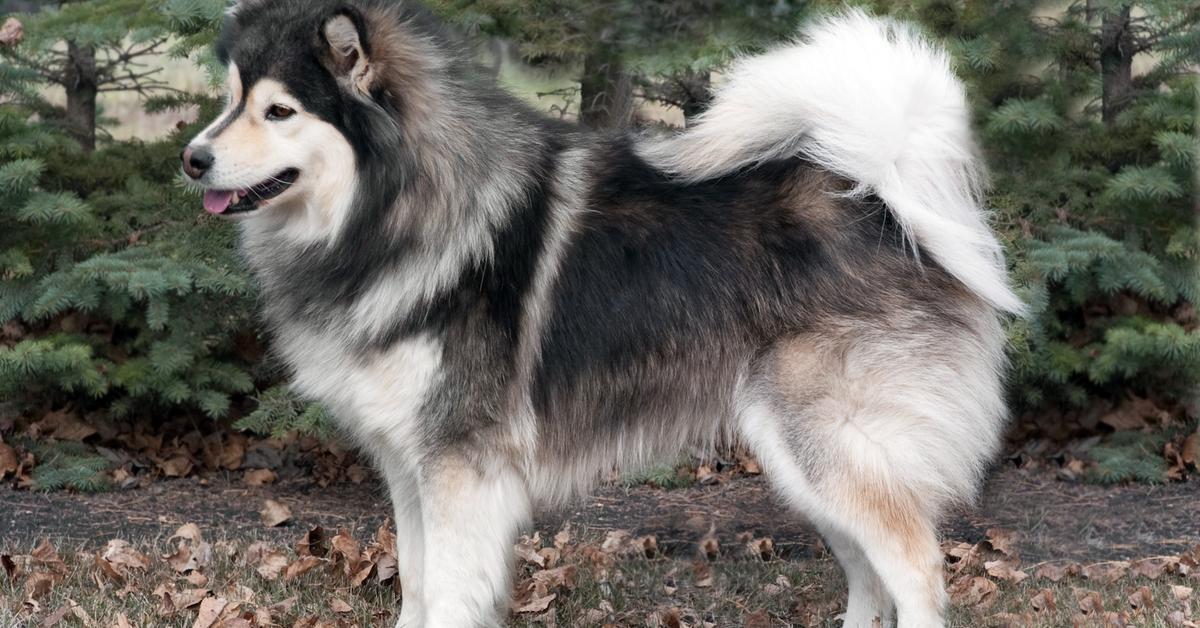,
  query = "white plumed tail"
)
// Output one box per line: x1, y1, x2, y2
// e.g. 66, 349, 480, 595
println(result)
641, 10, 1024, 315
